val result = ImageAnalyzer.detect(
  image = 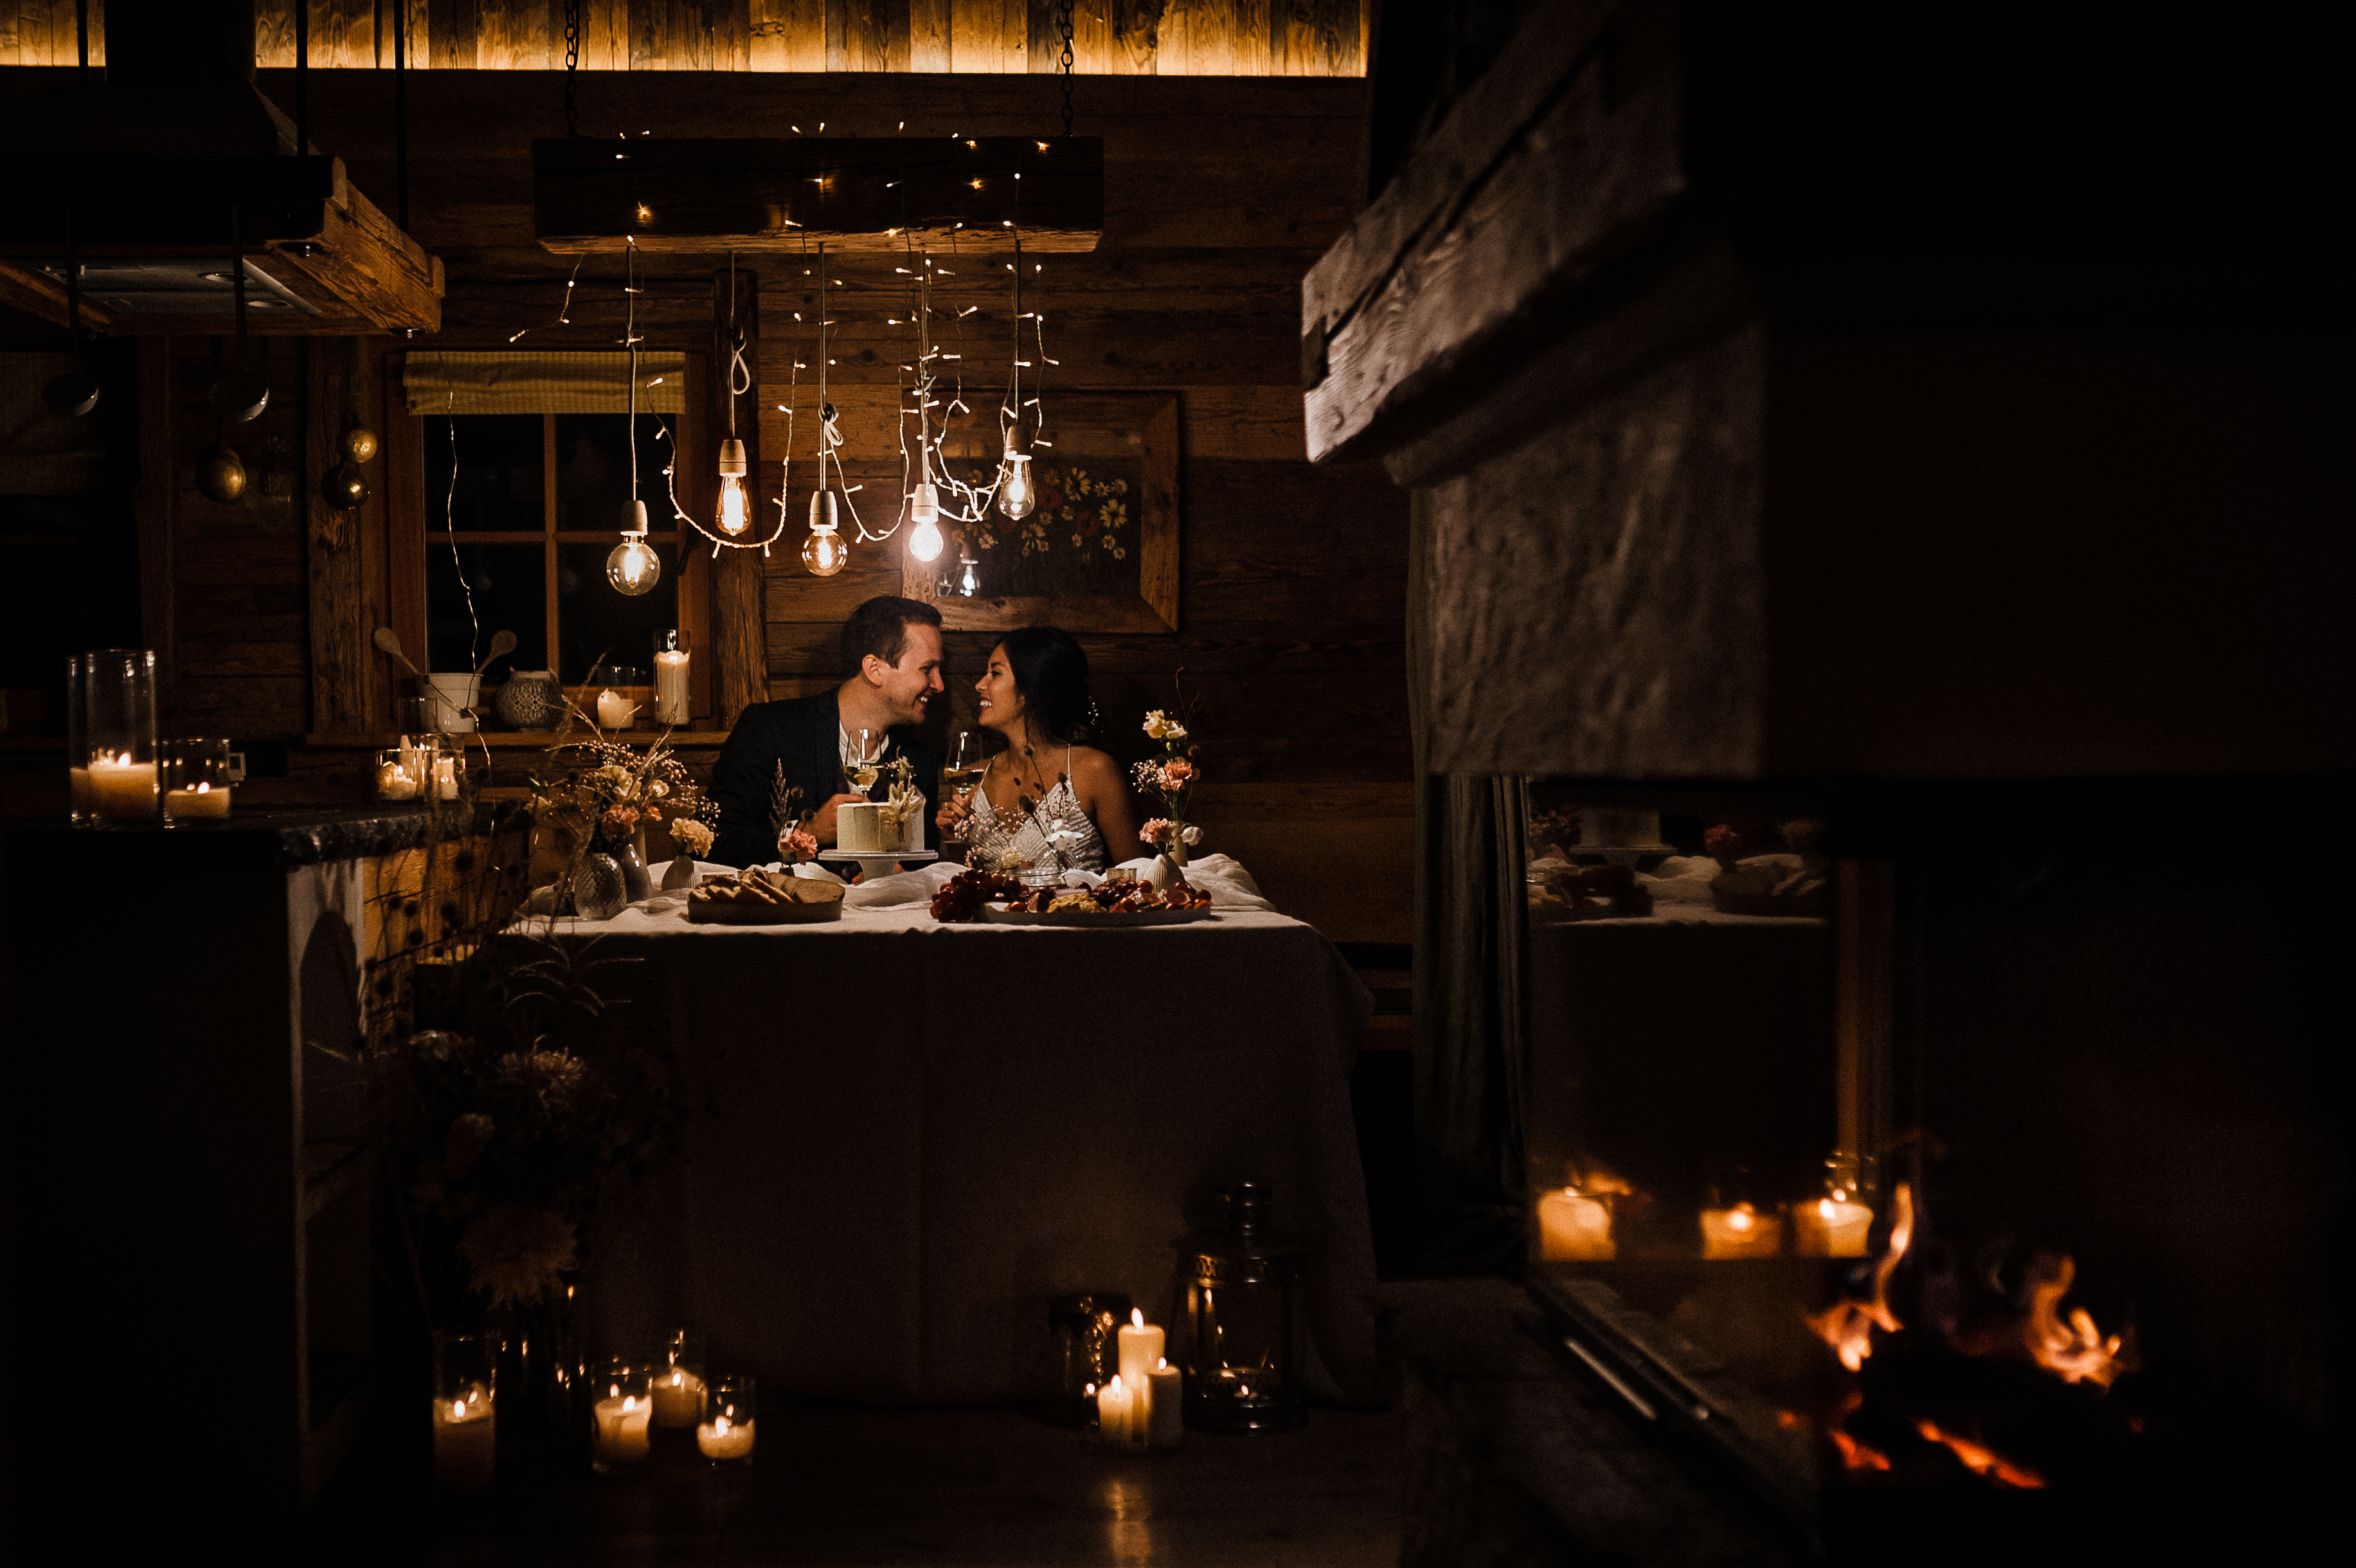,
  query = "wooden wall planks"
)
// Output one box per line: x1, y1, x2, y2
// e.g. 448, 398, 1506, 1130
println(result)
0, 1, 1363, 73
